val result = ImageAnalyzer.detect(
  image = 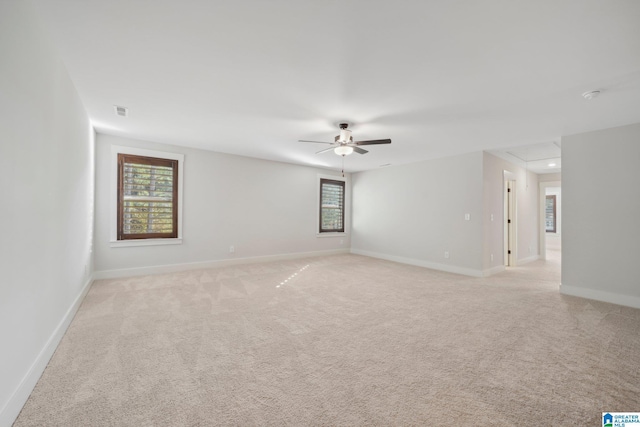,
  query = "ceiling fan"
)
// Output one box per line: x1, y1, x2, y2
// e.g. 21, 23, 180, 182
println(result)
299, 123, 391, 156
